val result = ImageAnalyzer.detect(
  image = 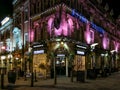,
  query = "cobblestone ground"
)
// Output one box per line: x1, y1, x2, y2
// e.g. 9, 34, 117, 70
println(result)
1, 71, 120, 90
